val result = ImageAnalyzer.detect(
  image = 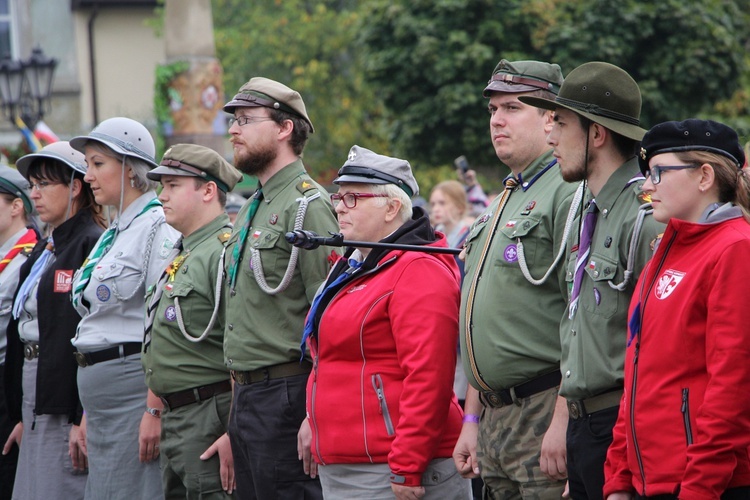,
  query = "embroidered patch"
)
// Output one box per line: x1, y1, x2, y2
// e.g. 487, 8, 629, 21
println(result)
505, 220, 517, 228
269, 214, 279, 225
96, 284, 111, 302
165, 305, 177, 322
159, 238, 175, 258
503, 244, 518, 263
54, 270, 73, 293
588, 261, 597, 270
655, 269, 686, 300
253, 230, 262, 239
477, 214, 490, 224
